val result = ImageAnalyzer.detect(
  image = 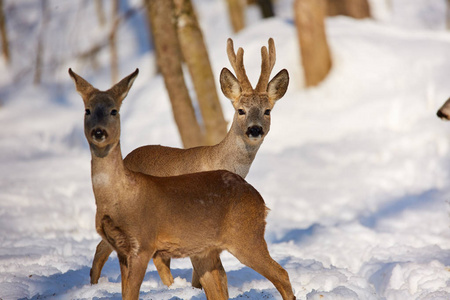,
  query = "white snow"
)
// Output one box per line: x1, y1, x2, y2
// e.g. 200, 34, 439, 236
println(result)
1, 0, 450, 299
